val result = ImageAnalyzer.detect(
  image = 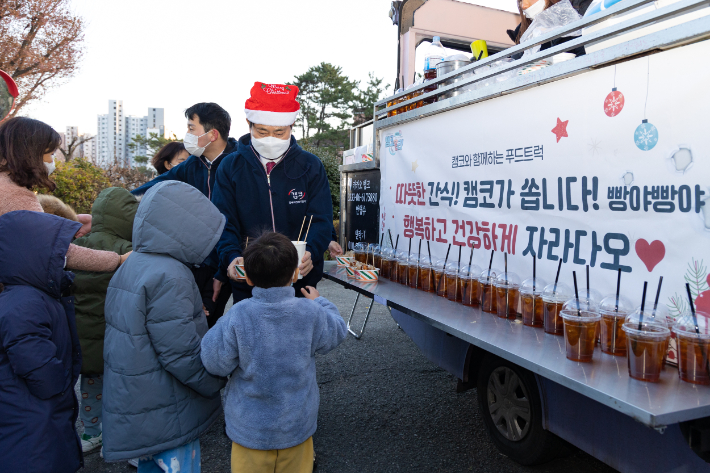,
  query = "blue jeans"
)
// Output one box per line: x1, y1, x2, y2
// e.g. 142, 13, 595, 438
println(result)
137, 440, 200, 473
